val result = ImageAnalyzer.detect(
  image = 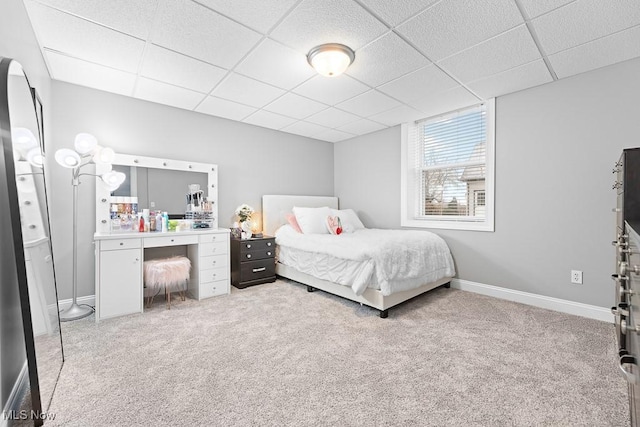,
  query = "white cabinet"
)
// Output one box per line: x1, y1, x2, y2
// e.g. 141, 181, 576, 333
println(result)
188, 233, 230, 300
97, 244, 142, 320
